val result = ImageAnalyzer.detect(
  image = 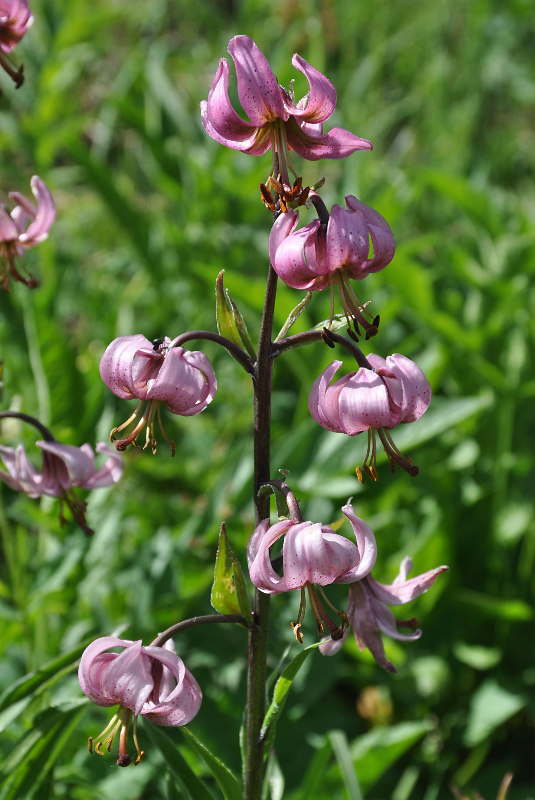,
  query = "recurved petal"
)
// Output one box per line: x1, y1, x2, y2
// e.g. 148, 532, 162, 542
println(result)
17, 177, 56, 246
280, 521, 360, 589
271, 218, 327, 290
0, 205, 20, 242
228, 35, 287, 125
336, 503, 377, 581
93, 640, 155, 715
37, 440, 96, 490
286, 117, 372, 161
248, 518, 295, 593
78, 636, 137, 706
142, 645, 202, 726
349, 581, 397, 673
150, 348, 216, 416
345, 196, 395, 273
99, 334, 152, 399
338, 367, 403, 432
268, 209, 299, 268
369, 558, 449, 606
0, 443, 42, 495
326, 203, 369, 276
80, 442, 124, 489
286, 54, 336, 123
308, 361, 354, 433
201, 58, 268, 153
385, 354, 432, 423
